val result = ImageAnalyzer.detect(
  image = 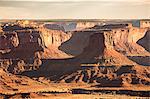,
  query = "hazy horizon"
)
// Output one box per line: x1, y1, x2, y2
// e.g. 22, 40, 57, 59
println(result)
0, 0, 149, 19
